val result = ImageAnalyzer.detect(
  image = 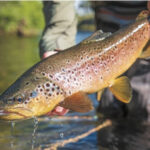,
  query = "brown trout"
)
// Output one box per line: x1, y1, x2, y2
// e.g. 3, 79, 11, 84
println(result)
0, 11, 150, 120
